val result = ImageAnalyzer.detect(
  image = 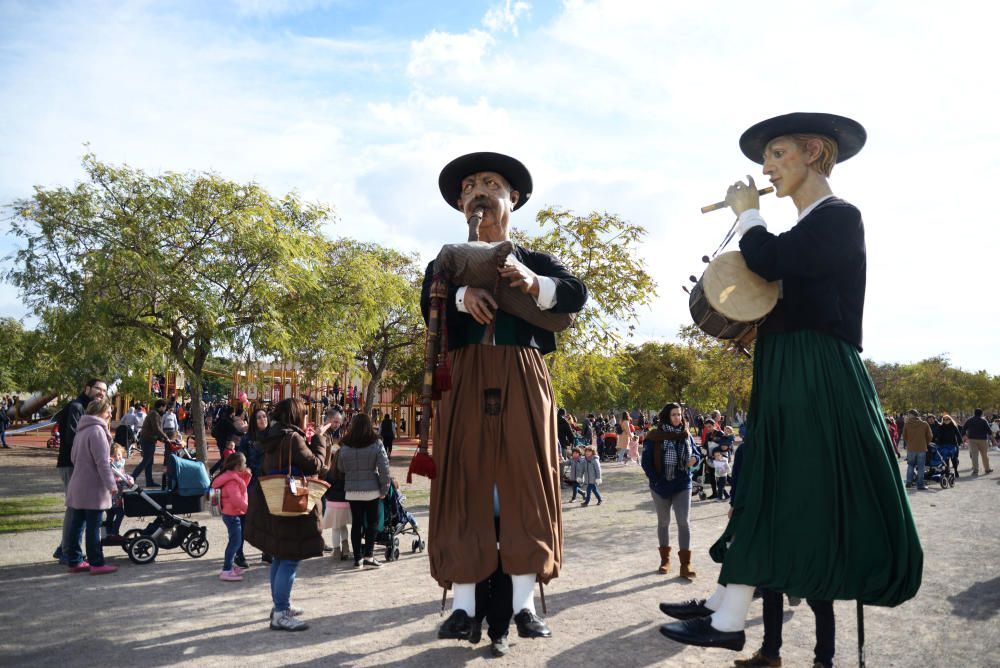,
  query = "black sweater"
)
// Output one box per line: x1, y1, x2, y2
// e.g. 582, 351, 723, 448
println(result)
421, 244, 588, 355
740, 197, 866, 351
935, 422, 962, 446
